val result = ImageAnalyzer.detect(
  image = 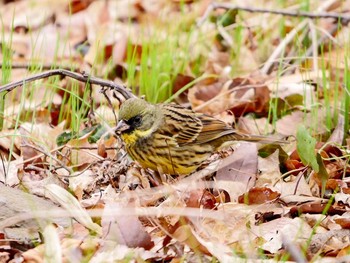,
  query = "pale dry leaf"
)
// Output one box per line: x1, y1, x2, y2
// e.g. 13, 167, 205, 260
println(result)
22, 173, 66, 197
212, 180, 247, 202
60, 238, 84, 262
109, 0, 140, 21
55, 9, 87, 47
237, 117, 275, 135
256, 149, 281, 186
281, 195, 325, 206
301, 213, 329, 230
275, 173, 313, 198
69, 170, 96, 200
191, 229, 249, 263
0, 1, 58, 30
276, 110, 328, 136
29, 24, 80, 60
217, 142, 257, 190
101, 202, 154, 249
327, 115, 344, 144
5, 86, 62, 125
45, 184, 102, 235
234, 46, 259, 74
84, 23, 127, 65
197, 203, 259, 256
334, 192, 350, 206
22, 244, 45, 263
0, 130, 22, 157
0, 157, 22, 186
0, 185, 70, 231
252, 217, 312, 253
309, 229, 350, 256
20, 122, 64, 150
269, 82, 315, 110
91, 243, 158, 263
43, 224, 62, 262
